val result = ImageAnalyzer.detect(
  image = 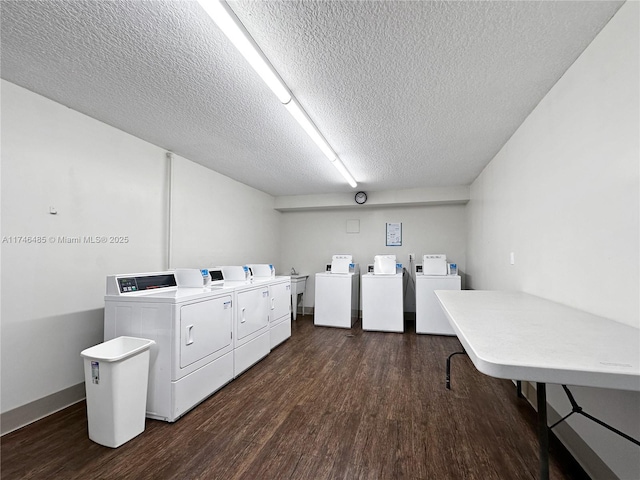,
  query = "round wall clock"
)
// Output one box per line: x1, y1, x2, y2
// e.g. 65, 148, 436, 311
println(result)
355, 191, 367, 204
